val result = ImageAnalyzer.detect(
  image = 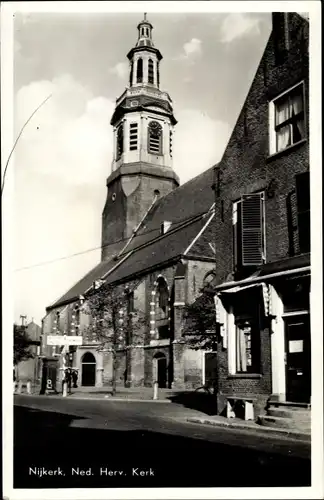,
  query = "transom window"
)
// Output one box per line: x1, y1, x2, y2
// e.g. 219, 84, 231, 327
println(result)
148, 121, 163, 155
270, 83, 306, 154
129, 123, 138, 151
